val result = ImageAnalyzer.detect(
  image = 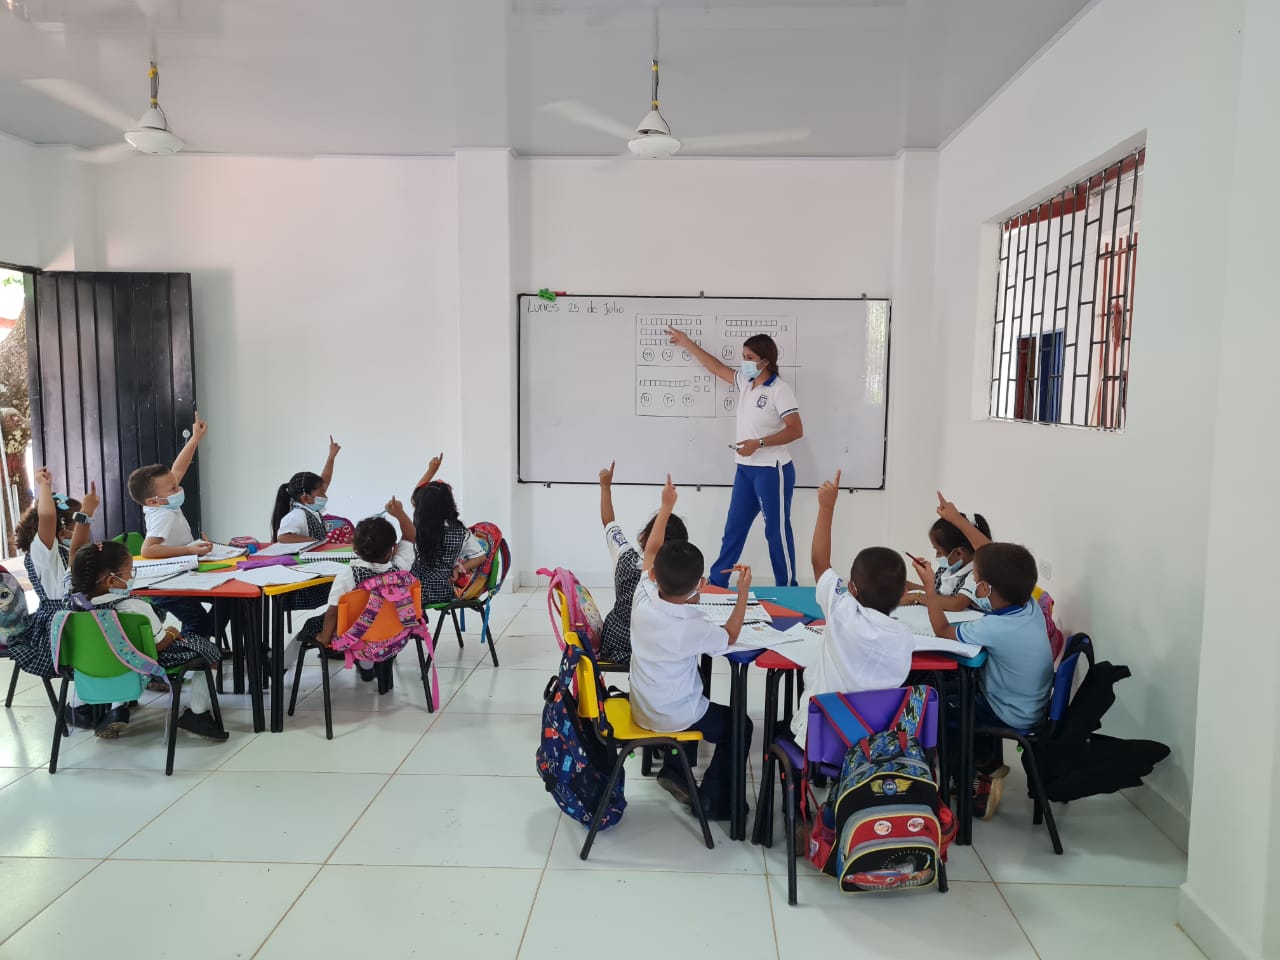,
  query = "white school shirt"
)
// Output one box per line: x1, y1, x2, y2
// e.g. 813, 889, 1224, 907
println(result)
326, 540, 417, 606
92, 594, 165, 637
628, 577, 731, 732
935, 560, 979, 602
734, 370, 800, 467
277, 505, 322, 540
27, 538, 70, 600
143, 505, 194, 546
793, 568, 915, 744
458, 531, 486, 562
